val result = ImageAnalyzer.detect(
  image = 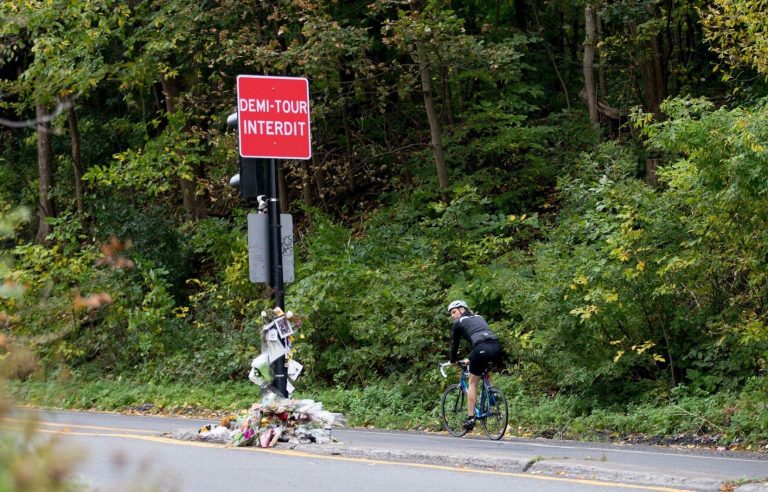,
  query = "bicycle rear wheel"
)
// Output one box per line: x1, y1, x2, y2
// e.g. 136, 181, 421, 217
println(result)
481, 388, 508, 440
440, 384, 468, 437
